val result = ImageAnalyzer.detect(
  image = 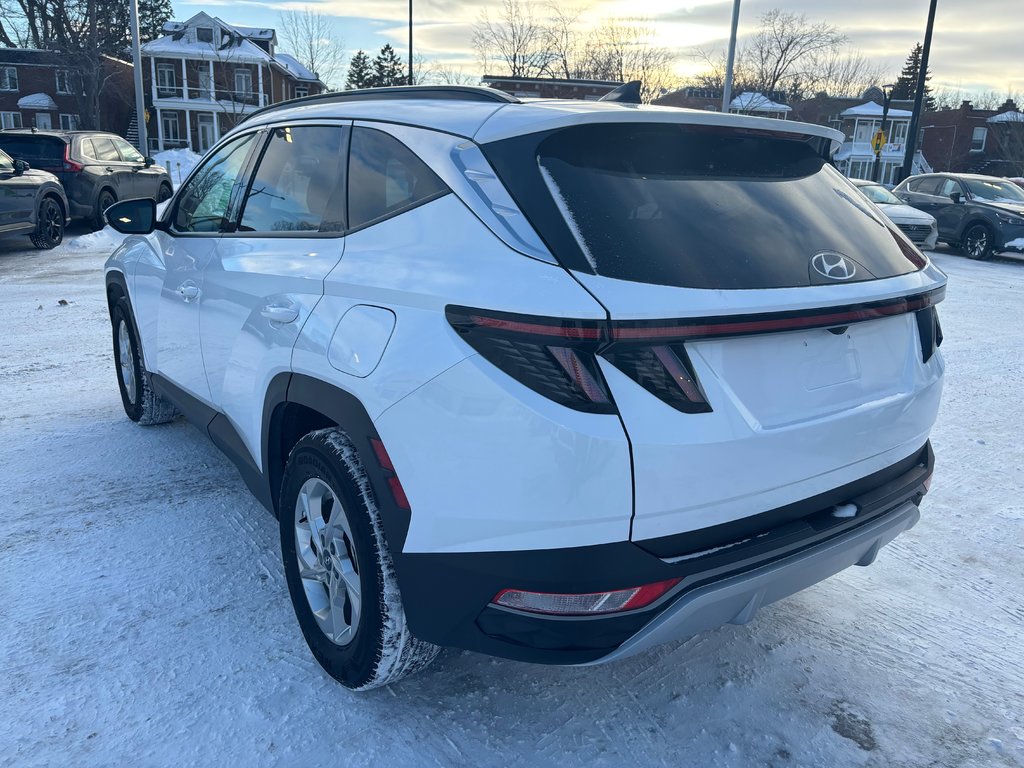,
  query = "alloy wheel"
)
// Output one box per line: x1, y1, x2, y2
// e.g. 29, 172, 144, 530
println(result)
294, 477, 362, 646
42, 201, 63, 243
965, 227, 989, 259
117, 319, 137, 404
